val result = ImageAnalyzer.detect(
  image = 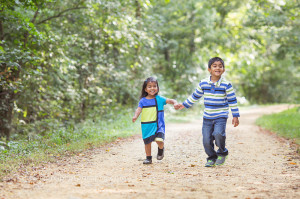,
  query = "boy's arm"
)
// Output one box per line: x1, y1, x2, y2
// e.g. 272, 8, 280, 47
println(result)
225, 83, 240, 127
132, 107, 142, 123
182, 82, 204, 108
